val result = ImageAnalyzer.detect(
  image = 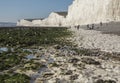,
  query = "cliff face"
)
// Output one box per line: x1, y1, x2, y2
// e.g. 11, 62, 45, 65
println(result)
40, 12, 66, 26
17, 19, 33, 26
17, 12, 66, 27
17, 0, 120, 26
66, 0, 120, 25
107, 0, 120, 21
32, 20, 42, 26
